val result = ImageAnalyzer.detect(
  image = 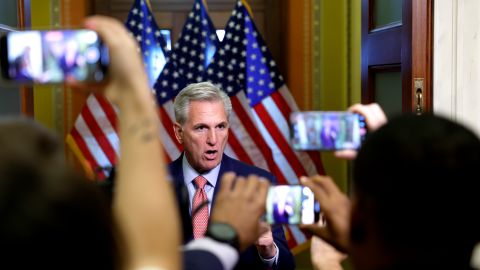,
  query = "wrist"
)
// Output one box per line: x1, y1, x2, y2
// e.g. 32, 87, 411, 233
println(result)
256, 242, 277, 258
